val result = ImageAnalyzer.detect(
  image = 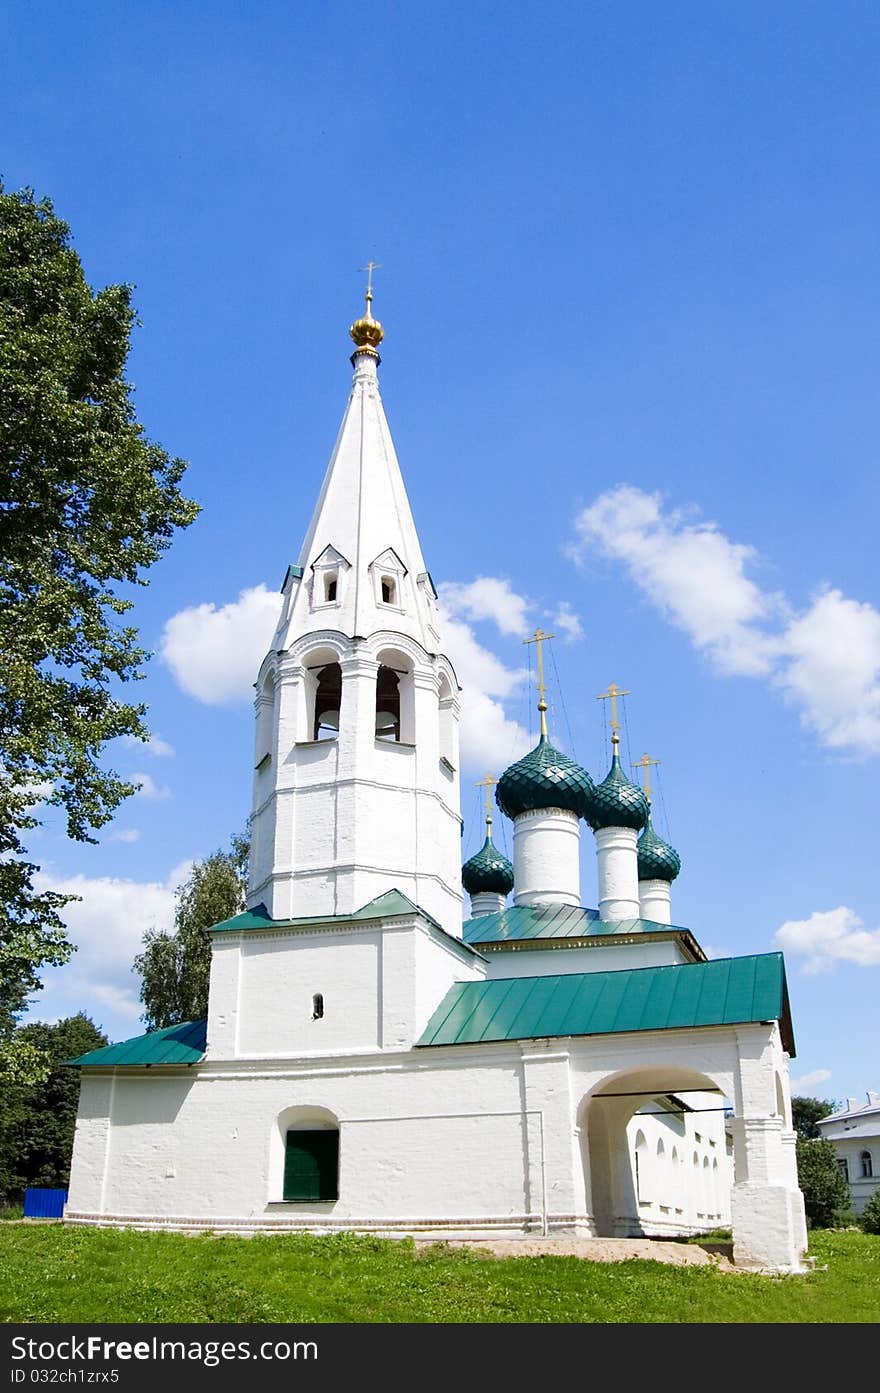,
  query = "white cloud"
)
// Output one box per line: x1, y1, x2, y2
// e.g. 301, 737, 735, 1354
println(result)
124, 733, 175, 758
778, 589, 880, 753
570, 486, 782, 676
553, 601, 584, 642
131, 771, 172, 801
161, 584, 281, 705
774, 906, 880, 974
790, 1069, 833, 1092
701, 943, 733, 960
439, 610, 531, 772
570, 486, 880, 756
439, 577, 532, 637
110, 828, 141, 844
30, 863, 192, 1031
